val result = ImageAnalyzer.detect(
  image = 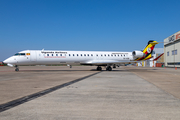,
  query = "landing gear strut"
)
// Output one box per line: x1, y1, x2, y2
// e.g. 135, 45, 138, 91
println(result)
113, 64, 116, 68
15, 65, 19, 72
96, 66, 102, 71
106, 66, 112, 71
